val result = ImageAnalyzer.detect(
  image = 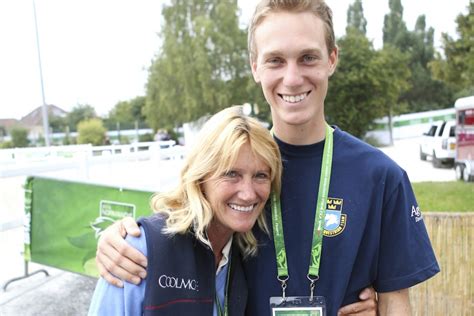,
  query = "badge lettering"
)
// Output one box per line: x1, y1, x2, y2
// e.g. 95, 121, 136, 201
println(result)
158, 274, 199, 291
411, 205, 423, 222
